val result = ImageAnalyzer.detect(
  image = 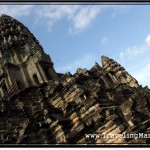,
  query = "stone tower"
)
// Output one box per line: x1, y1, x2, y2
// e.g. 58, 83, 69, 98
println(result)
101, 55, 139, 88
0, 14, 58, 99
